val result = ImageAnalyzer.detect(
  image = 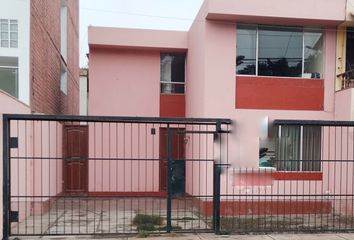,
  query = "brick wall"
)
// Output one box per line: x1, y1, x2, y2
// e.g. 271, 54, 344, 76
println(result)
30, 0, 79, 115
